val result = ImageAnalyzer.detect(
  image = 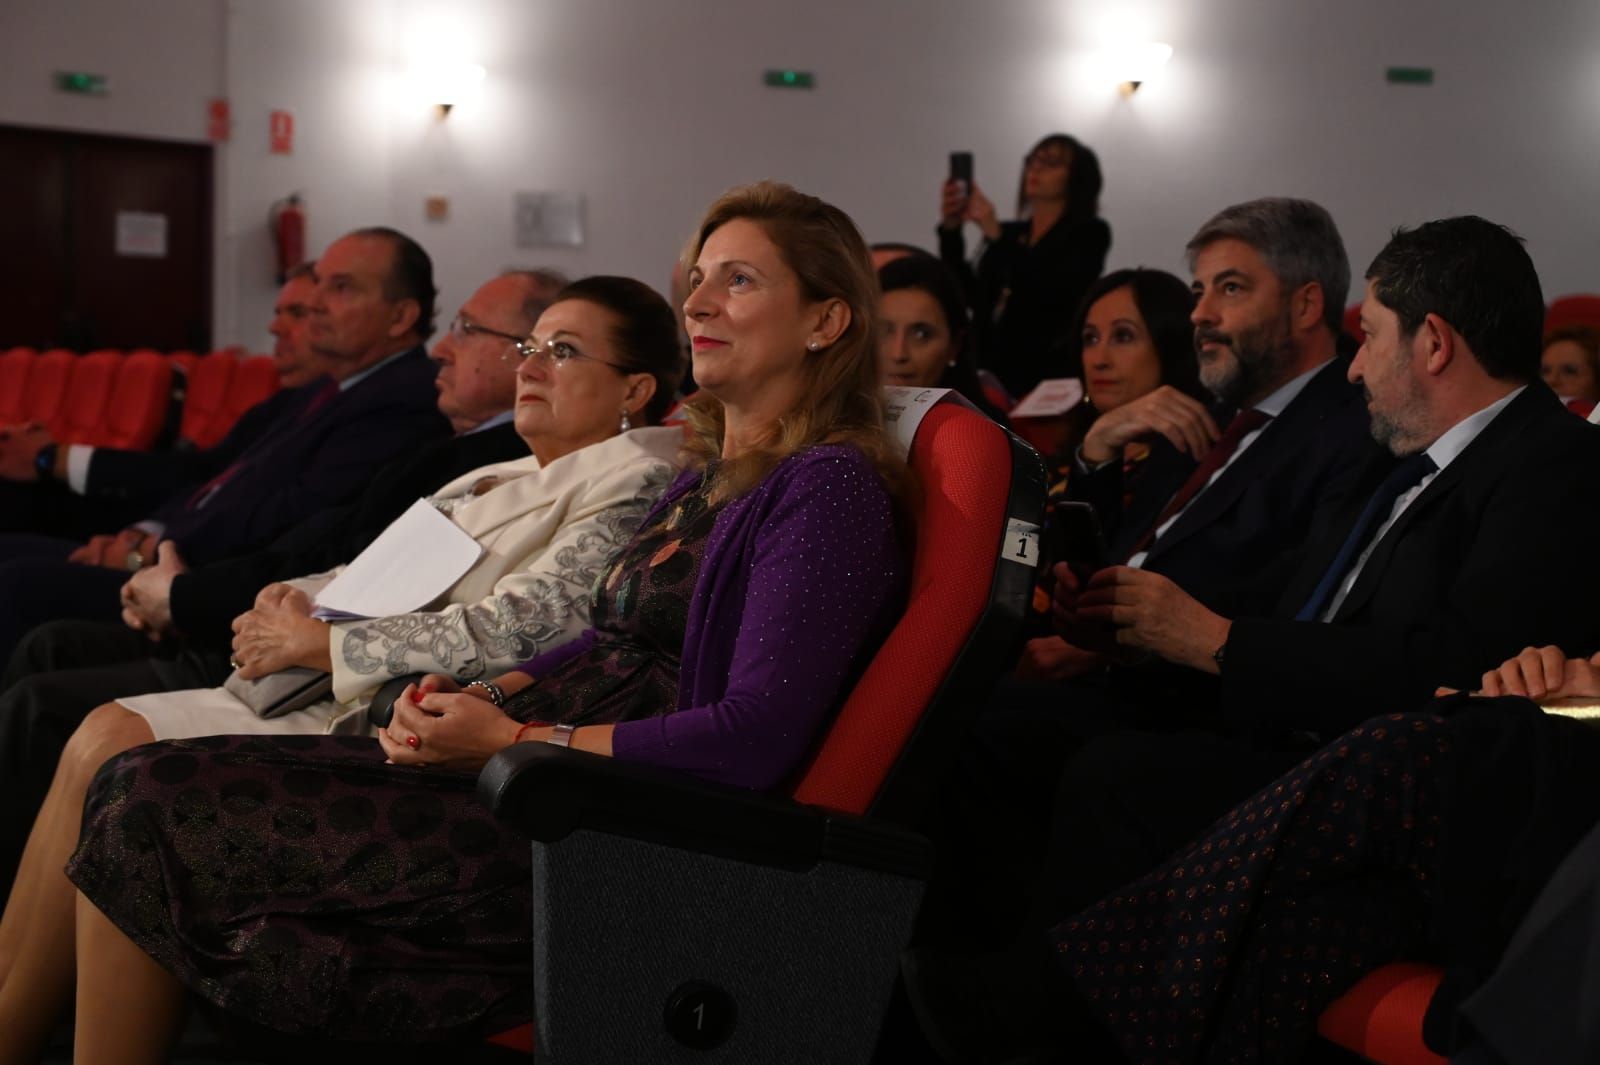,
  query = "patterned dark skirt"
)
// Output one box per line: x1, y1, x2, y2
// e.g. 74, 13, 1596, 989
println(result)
67, 733, 534, 1042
